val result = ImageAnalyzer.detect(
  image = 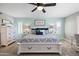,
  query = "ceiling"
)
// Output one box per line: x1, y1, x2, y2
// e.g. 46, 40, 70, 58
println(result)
0, 3, 79, 18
